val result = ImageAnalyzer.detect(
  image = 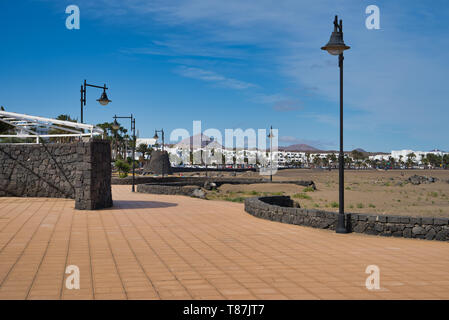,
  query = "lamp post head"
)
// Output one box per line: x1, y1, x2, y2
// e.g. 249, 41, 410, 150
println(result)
112, 119, 120, 130
267, 126, 274, 139
321, 15, 350, 56
97, 89, 111, 106
153, 131, 159, 140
